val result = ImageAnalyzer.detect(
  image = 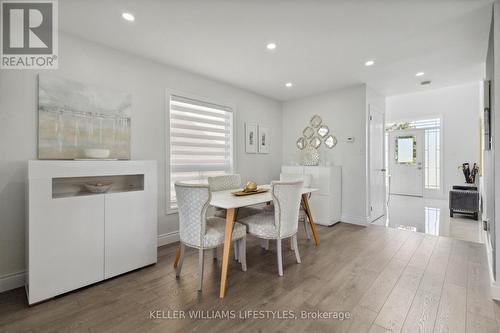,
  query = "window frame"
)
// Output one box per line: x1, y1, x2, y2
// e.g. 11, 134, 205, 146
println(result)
165, 89, 235, 215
